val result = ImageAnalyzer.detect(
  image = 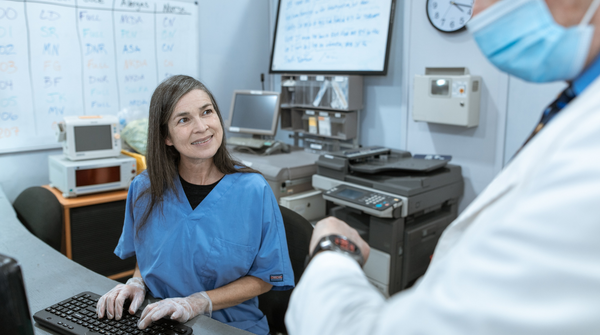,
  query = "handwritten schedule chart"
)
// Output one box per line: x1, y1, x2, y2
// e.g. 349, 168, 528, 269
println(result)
0, 0, 198, 153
